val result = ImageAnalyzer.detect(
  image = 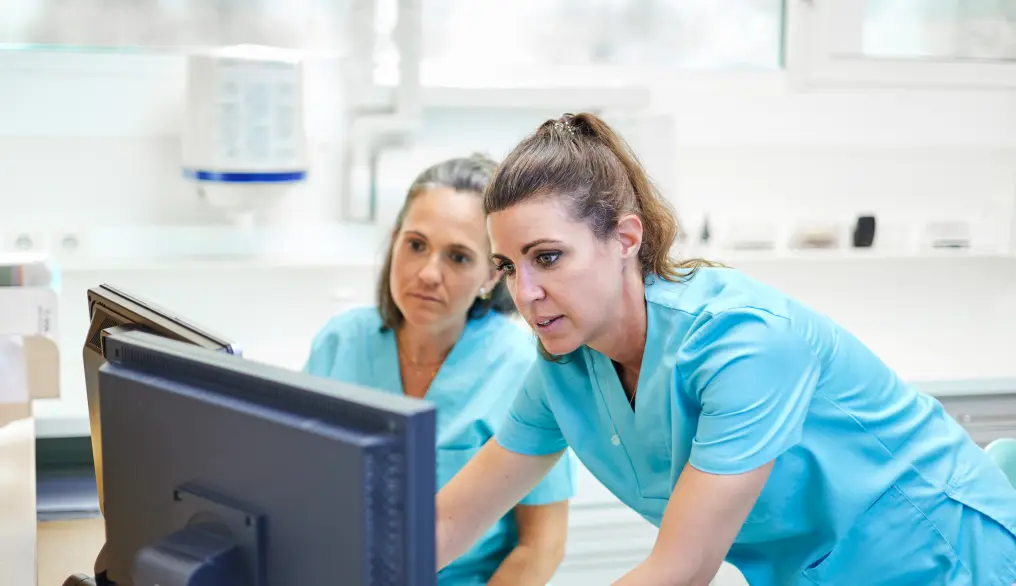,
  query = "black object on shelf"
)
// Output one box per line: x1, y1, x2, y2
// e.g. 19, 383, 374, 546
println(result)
853, 215, 876, 248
